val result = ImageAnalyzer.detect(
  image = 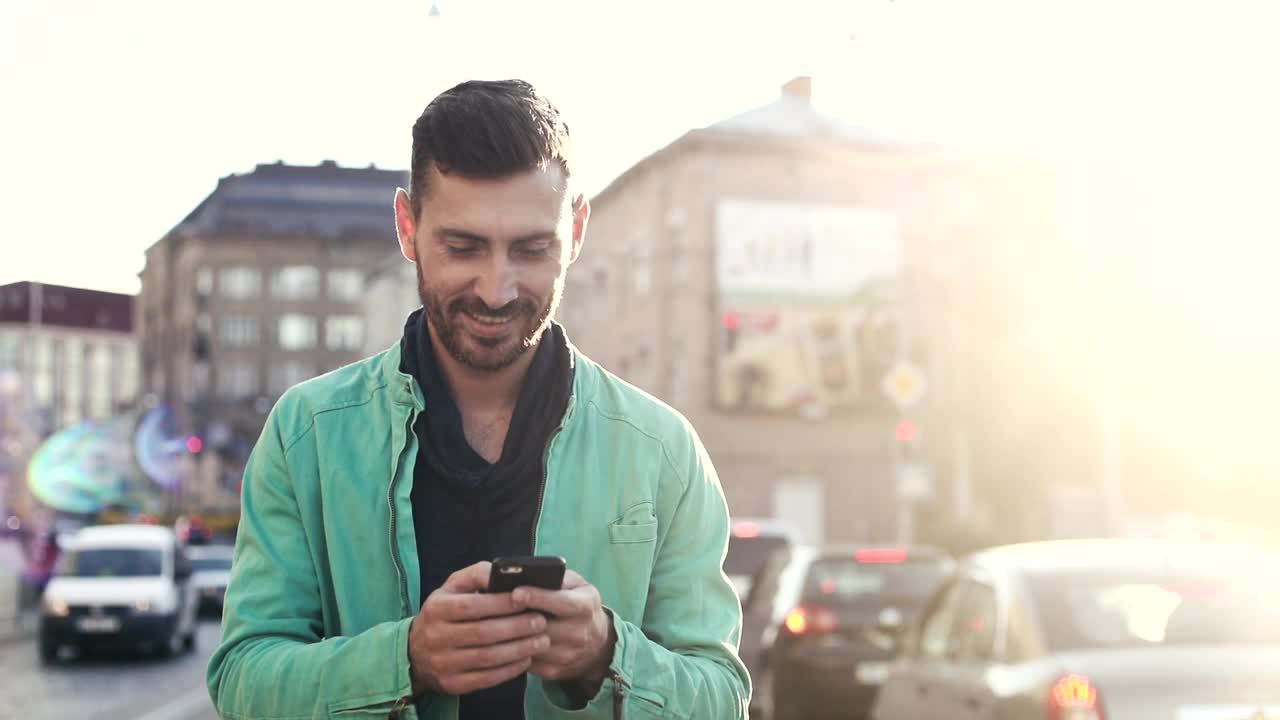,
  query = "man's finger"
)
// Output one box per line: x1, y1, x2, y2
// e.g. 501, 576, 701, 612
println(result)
512, 585, 594, 617
441, 657, 533, 696
446, 612, 547, 649
560, 569, 587, 589
444, 632, 550, 673
441, 561, 493, 593
429, 590, 524, 622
